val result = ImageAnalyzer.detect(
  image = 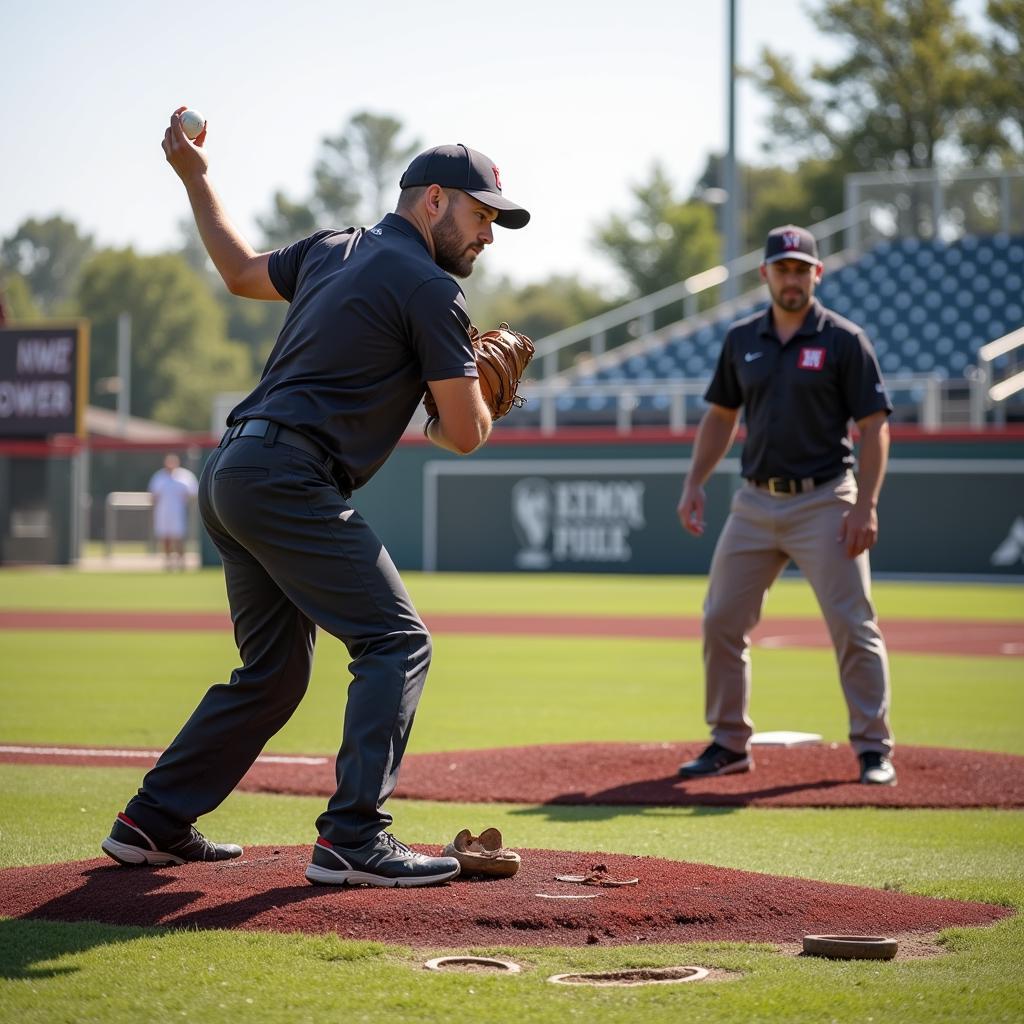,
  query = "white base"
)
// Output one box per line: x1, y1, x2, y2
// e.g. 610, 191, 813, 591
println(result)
749, 730, 823, 747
